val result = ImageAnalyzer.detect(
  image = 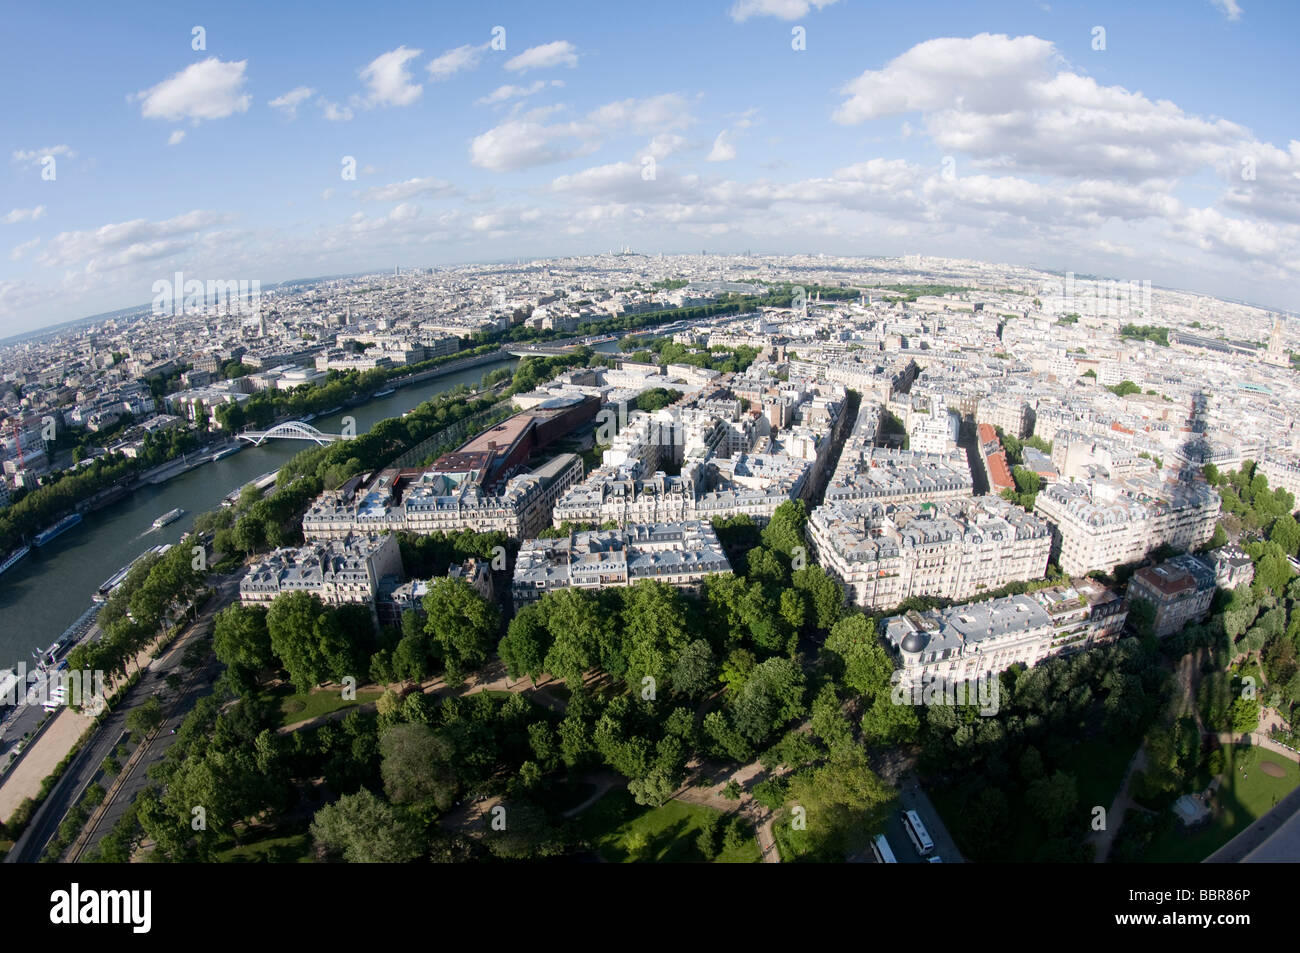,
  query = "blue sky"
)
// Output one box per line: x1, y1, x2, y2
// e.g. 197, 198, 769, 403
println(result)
2, 0, 1297, 333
